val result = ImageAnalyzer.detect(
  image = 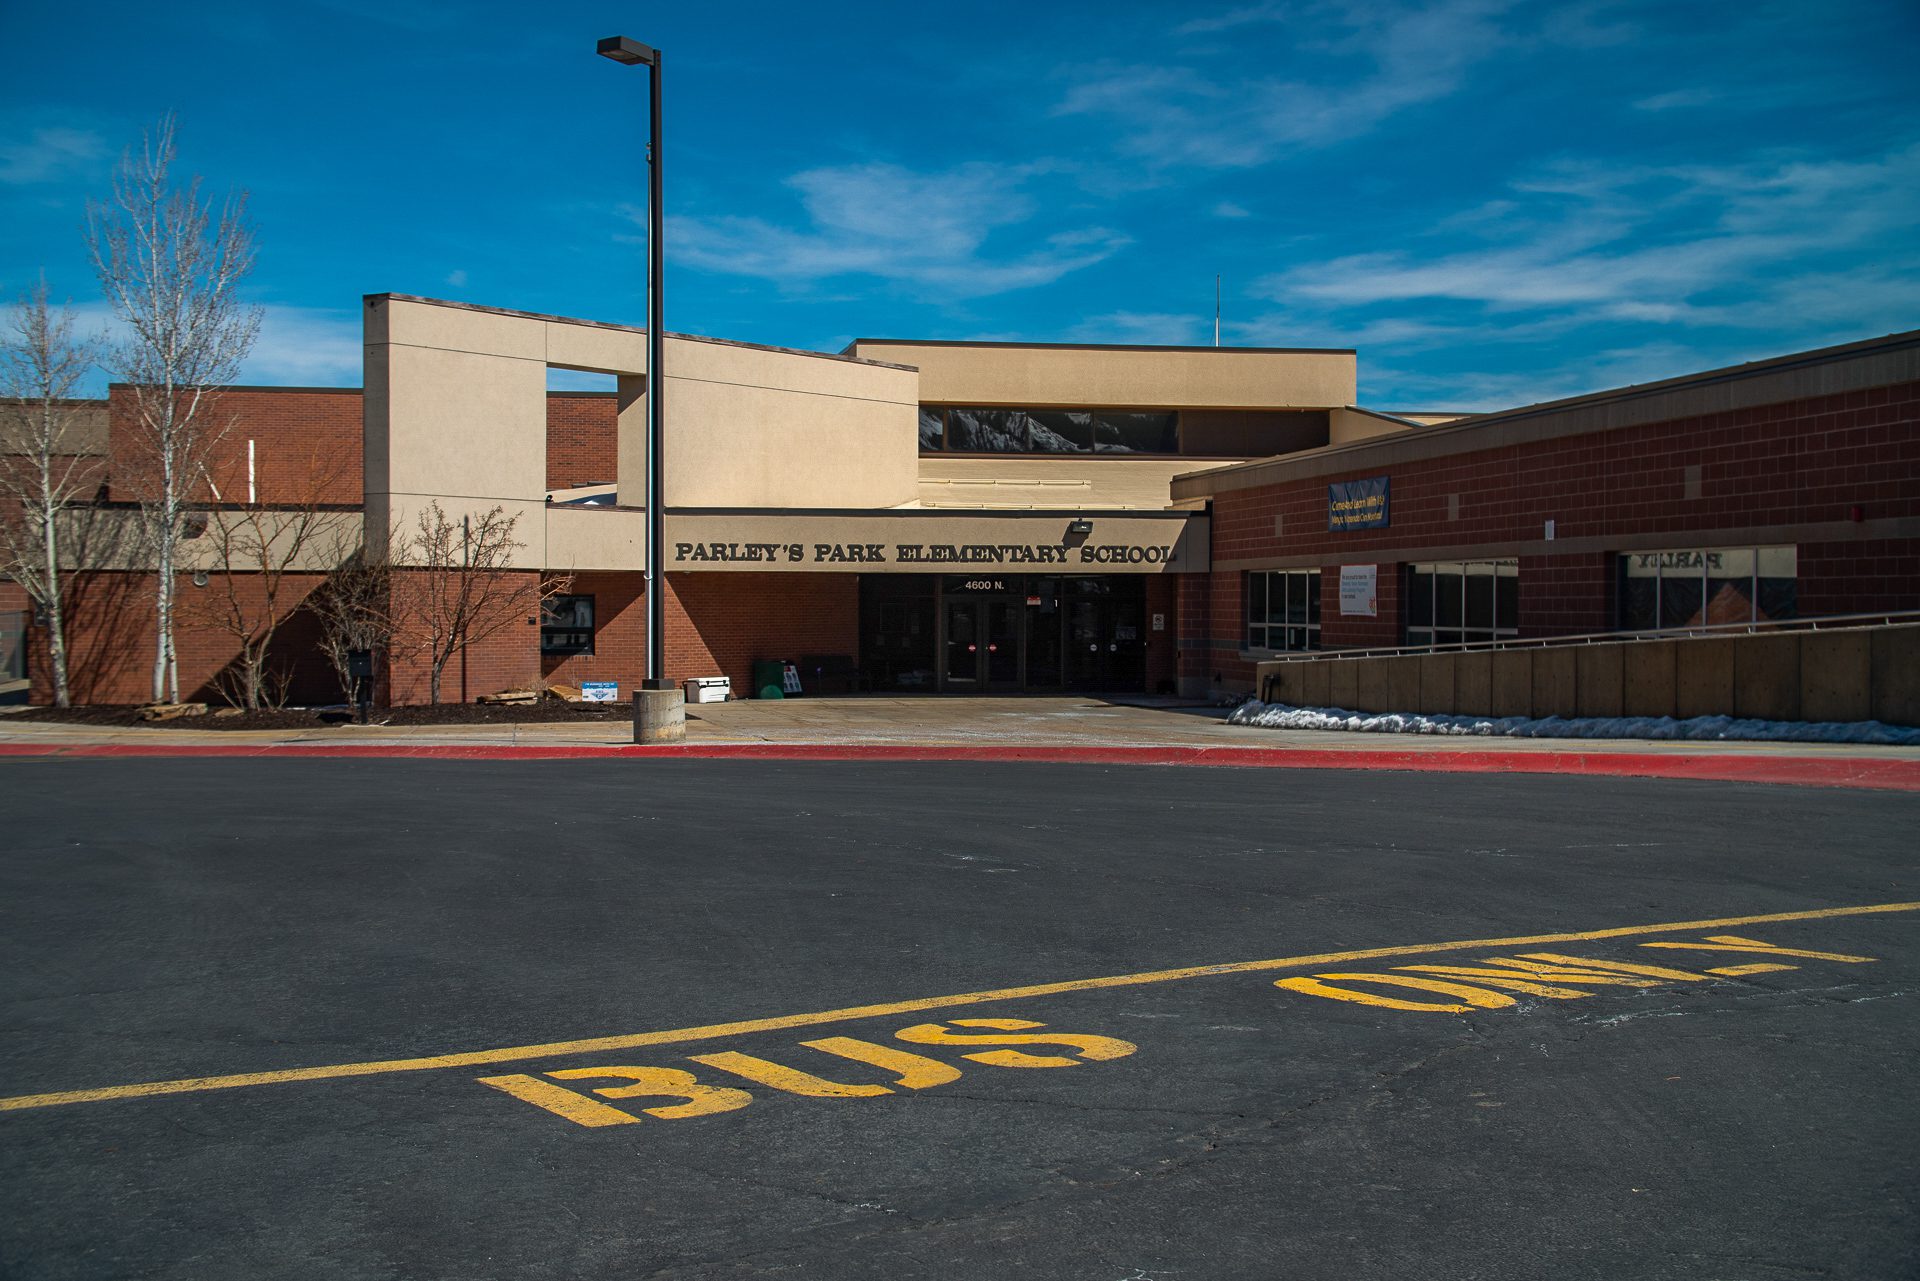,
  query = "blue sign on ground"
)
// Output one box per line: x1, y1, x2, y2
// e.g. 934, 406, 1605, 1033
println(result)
1328, 475, 1390, 531
580, 681, 619, 703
